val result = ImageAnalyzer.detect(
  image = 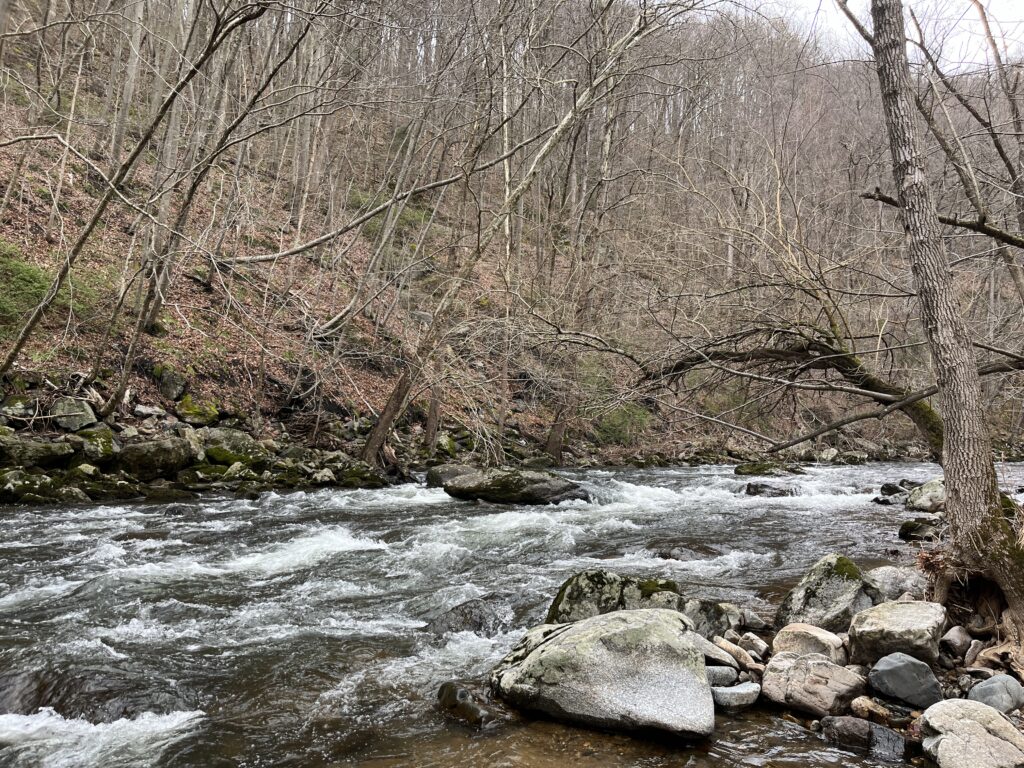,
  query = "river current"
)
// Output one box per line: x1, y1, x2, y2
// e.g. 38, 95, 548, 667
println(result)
3, 462, 1024, 767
